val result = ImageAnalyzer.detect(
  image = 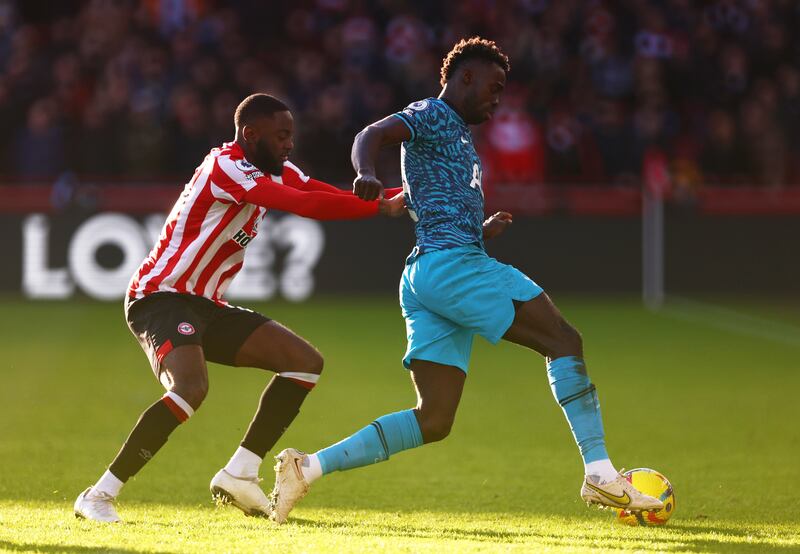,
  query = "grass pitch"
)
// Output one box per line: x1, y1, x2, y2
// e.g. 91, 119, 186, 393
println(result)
0, 296, 798, 553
